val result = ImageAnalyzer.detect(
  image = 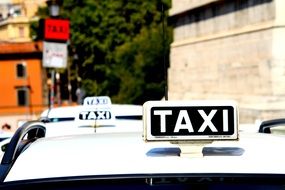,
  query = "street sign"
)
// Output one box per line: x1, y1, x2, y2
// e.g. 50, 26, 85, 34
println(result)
143, 100, 238, 141
43, 41, 67, 68
44, 18, 70, 41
